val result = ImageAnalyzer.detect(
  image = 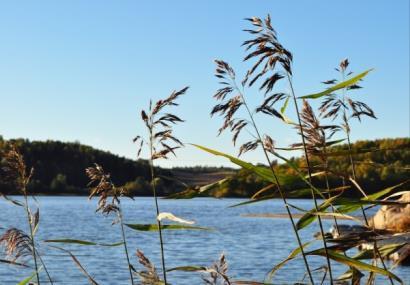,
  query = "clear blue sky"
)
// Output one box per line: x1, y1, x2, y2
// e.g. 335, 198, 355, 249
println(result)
0, 1, 409, 167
